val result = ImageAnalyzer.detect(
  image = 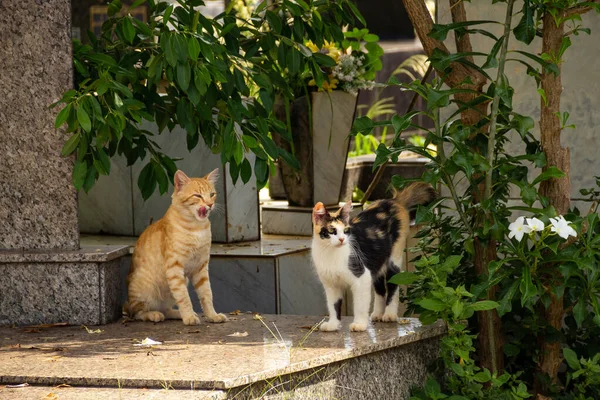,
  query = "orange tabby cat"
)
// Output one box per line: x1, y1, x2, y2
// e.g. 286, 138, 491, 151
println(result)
124, 169, 227, 325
